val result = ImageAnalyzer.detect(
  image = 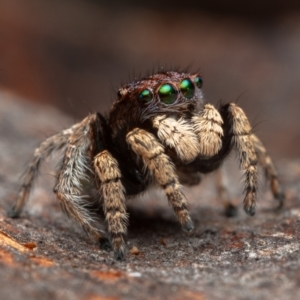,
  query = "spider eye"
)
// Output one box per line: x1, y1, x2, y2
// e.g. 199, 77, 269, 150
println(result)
117, 90, 122, 99
139, 89, 153, 102
194, 76, 203, 89
158, 83, 178, 104
180, 78, 195, 98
